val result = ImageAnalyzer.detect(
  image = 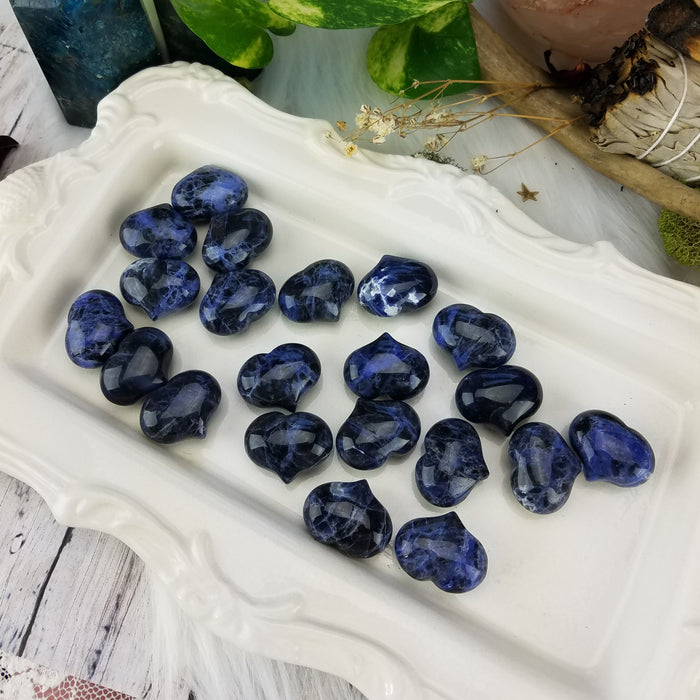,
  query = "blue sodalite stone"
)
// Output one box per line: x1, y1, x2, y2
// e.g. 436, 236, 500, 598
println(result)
394, 512, 487, 593
199, 269, 276, 335
9, 0, 161, 127
343, 332, 429, 400
140, 370, 221, 443
508, 422, 582, 514
100, 327, 172, 405
278, 259, 355, 323
357, 255, 438, 317
303, 480, 392, 558
569, 410, 655, 487
336, 398, 421, 470
432, 303, 516, 371
245, 411, 333, 483
119, 204, 197, 260
415, 418, 489, 507
455, 365, 542, 436
171, 165, 248, 222
237, 343, 321, 411
202, 208, 273, 273
119, 258, 200, 321
65, 290, 134, 368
